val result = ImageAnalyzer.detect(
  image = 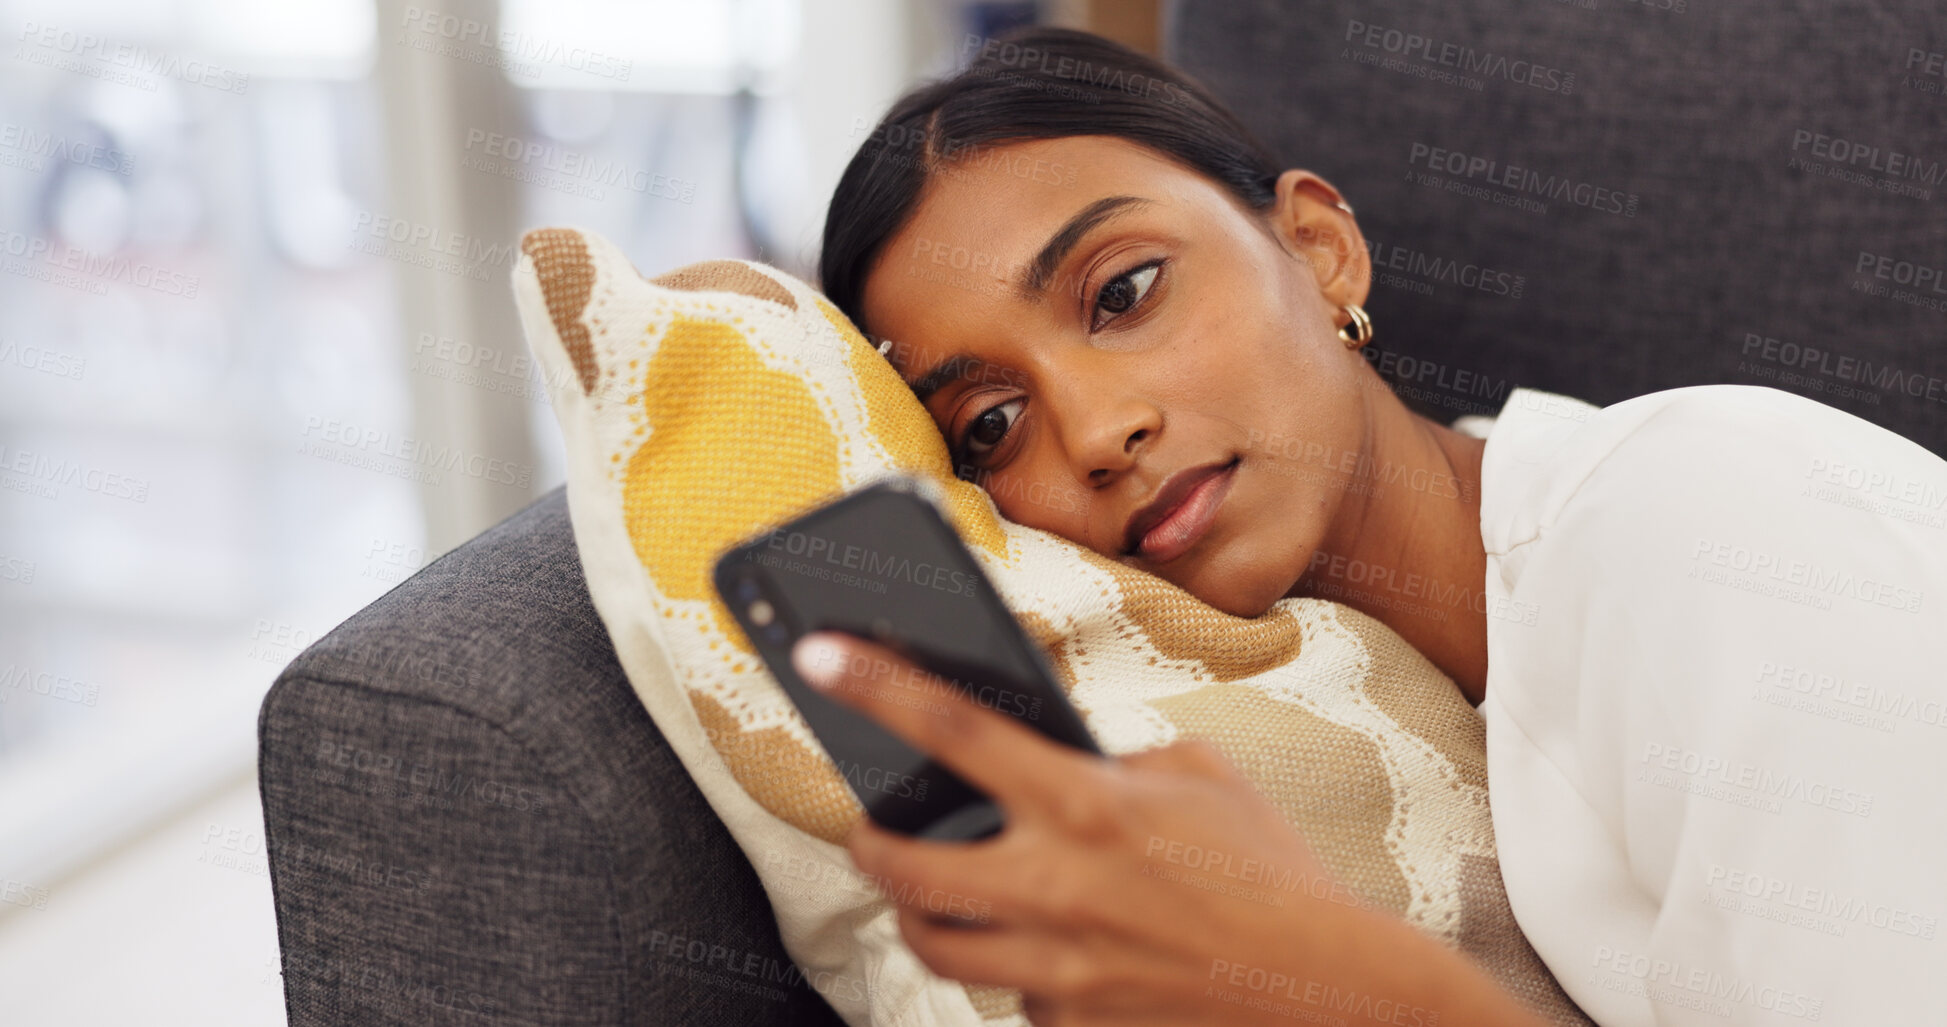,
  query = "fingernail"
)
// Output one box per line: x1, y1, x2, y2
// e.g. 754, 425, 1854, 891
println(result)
793, 633, 846, 690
